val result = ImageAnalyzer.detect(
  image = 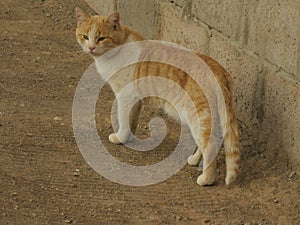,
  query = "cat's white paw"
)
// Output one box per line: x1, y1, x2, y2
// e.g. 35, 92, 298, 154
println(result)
108, 133, 122, 144
109, 132, 132, 144
187, 154, 201, 166
225, 172, 237, 185
196, 174, 215, 186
